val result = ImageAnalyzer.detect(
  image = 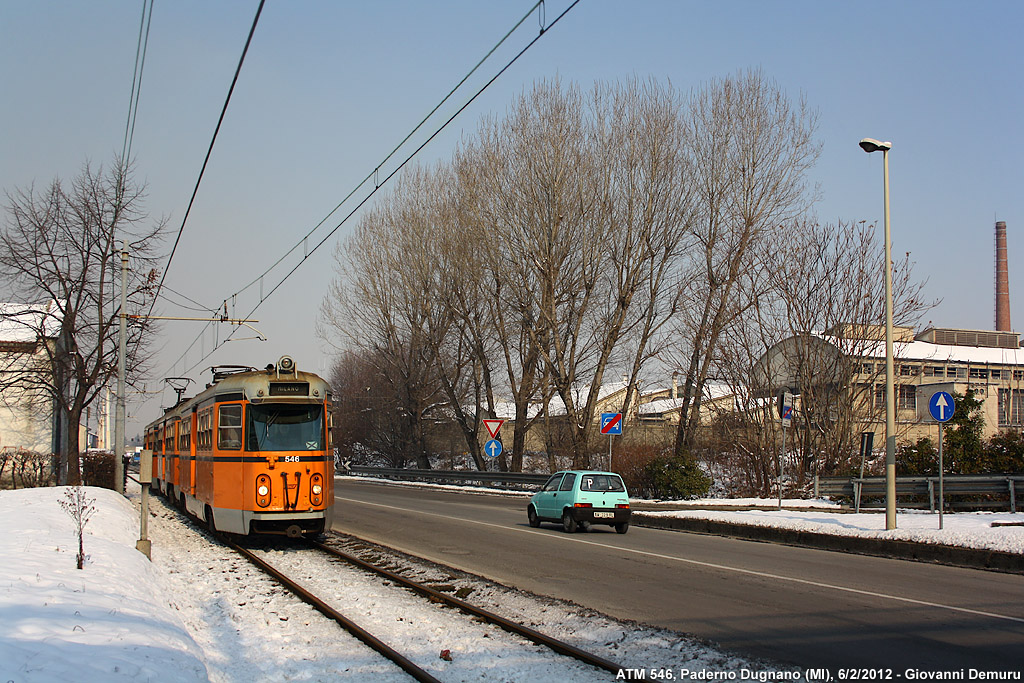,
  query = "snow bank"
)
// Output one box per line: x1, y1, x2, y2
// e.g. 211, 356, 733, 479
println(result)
0, 486, 208, 683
